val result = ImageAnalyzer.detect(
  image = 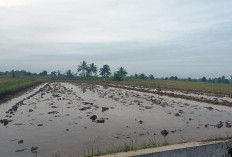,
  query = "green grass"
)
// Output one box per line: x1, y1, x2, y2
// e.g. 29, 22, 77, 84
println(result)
51, 138, 169, 157
0, 76, 47, 102
107, 79, 232, 96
